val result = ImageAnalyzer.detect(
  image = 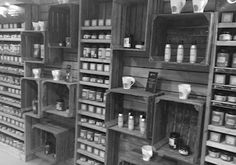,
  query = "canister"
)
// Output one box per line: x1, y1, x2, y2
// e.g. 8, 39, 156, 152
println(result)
211, 110, 224, 126
94, 133, 101, 144
83, 33, 91, 39
225, 135, 236, 146
80, 143, 86, 150
98, 47, 106, 59
96, 64, 103, 72
81, 62, 89, 70
91, 19, 97, 26
90, 46, 98, 58
81, 75, 90, 82
169, 132, 180, 150
96, 107, 102, 114
80, 129, 87, 139
105, 19, 111, 26
86, 131, 94, 141
81, 89, 89, 100
88, 119, 96, 125
219, 32, 232, 41
220, 152, 233, 161
83, 46, 91, 58
81, 103, 87, 111
208, 148, 220, 158
214, 74, 226, 84
104, 78, 110, 85
96, 77, 104, 84
95, 121, 103, 127
88, 105, 95, 113
88, 90, 96, 101
105, 48, 111, 59
98, 34, 105, 40
84, 20, 90, 26
101, 135, 106, 146
228, 94, 236, 103
93, 148, 99, 155
229, 75, 236, 86
89, 63, 96, 71
98, 19, 104, 26
90, 77, 97, 83
214, 93, 227, 102
56, 98, 64, 111
225, 111, 236, 129
104, 64, 110, 72
96, 91, 103, 102
99, 150, 105, 158
105, 34, 111, 40
216, 50, 229, 67
209, 131, 222, 142
86, 145, 93, 153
